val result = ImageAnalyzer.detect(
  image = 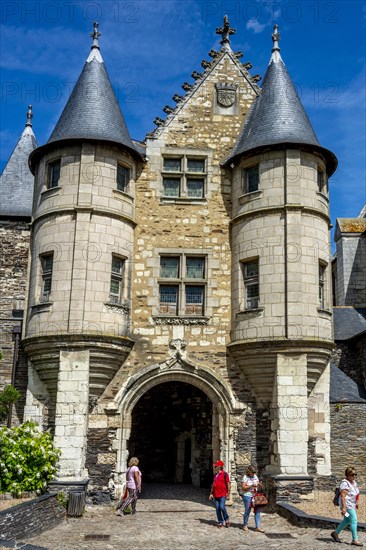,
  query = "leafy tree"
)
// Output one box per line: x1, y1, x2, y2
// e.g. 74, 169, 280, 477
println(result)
0, 385, 20, 423
0, 421, 61, 494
